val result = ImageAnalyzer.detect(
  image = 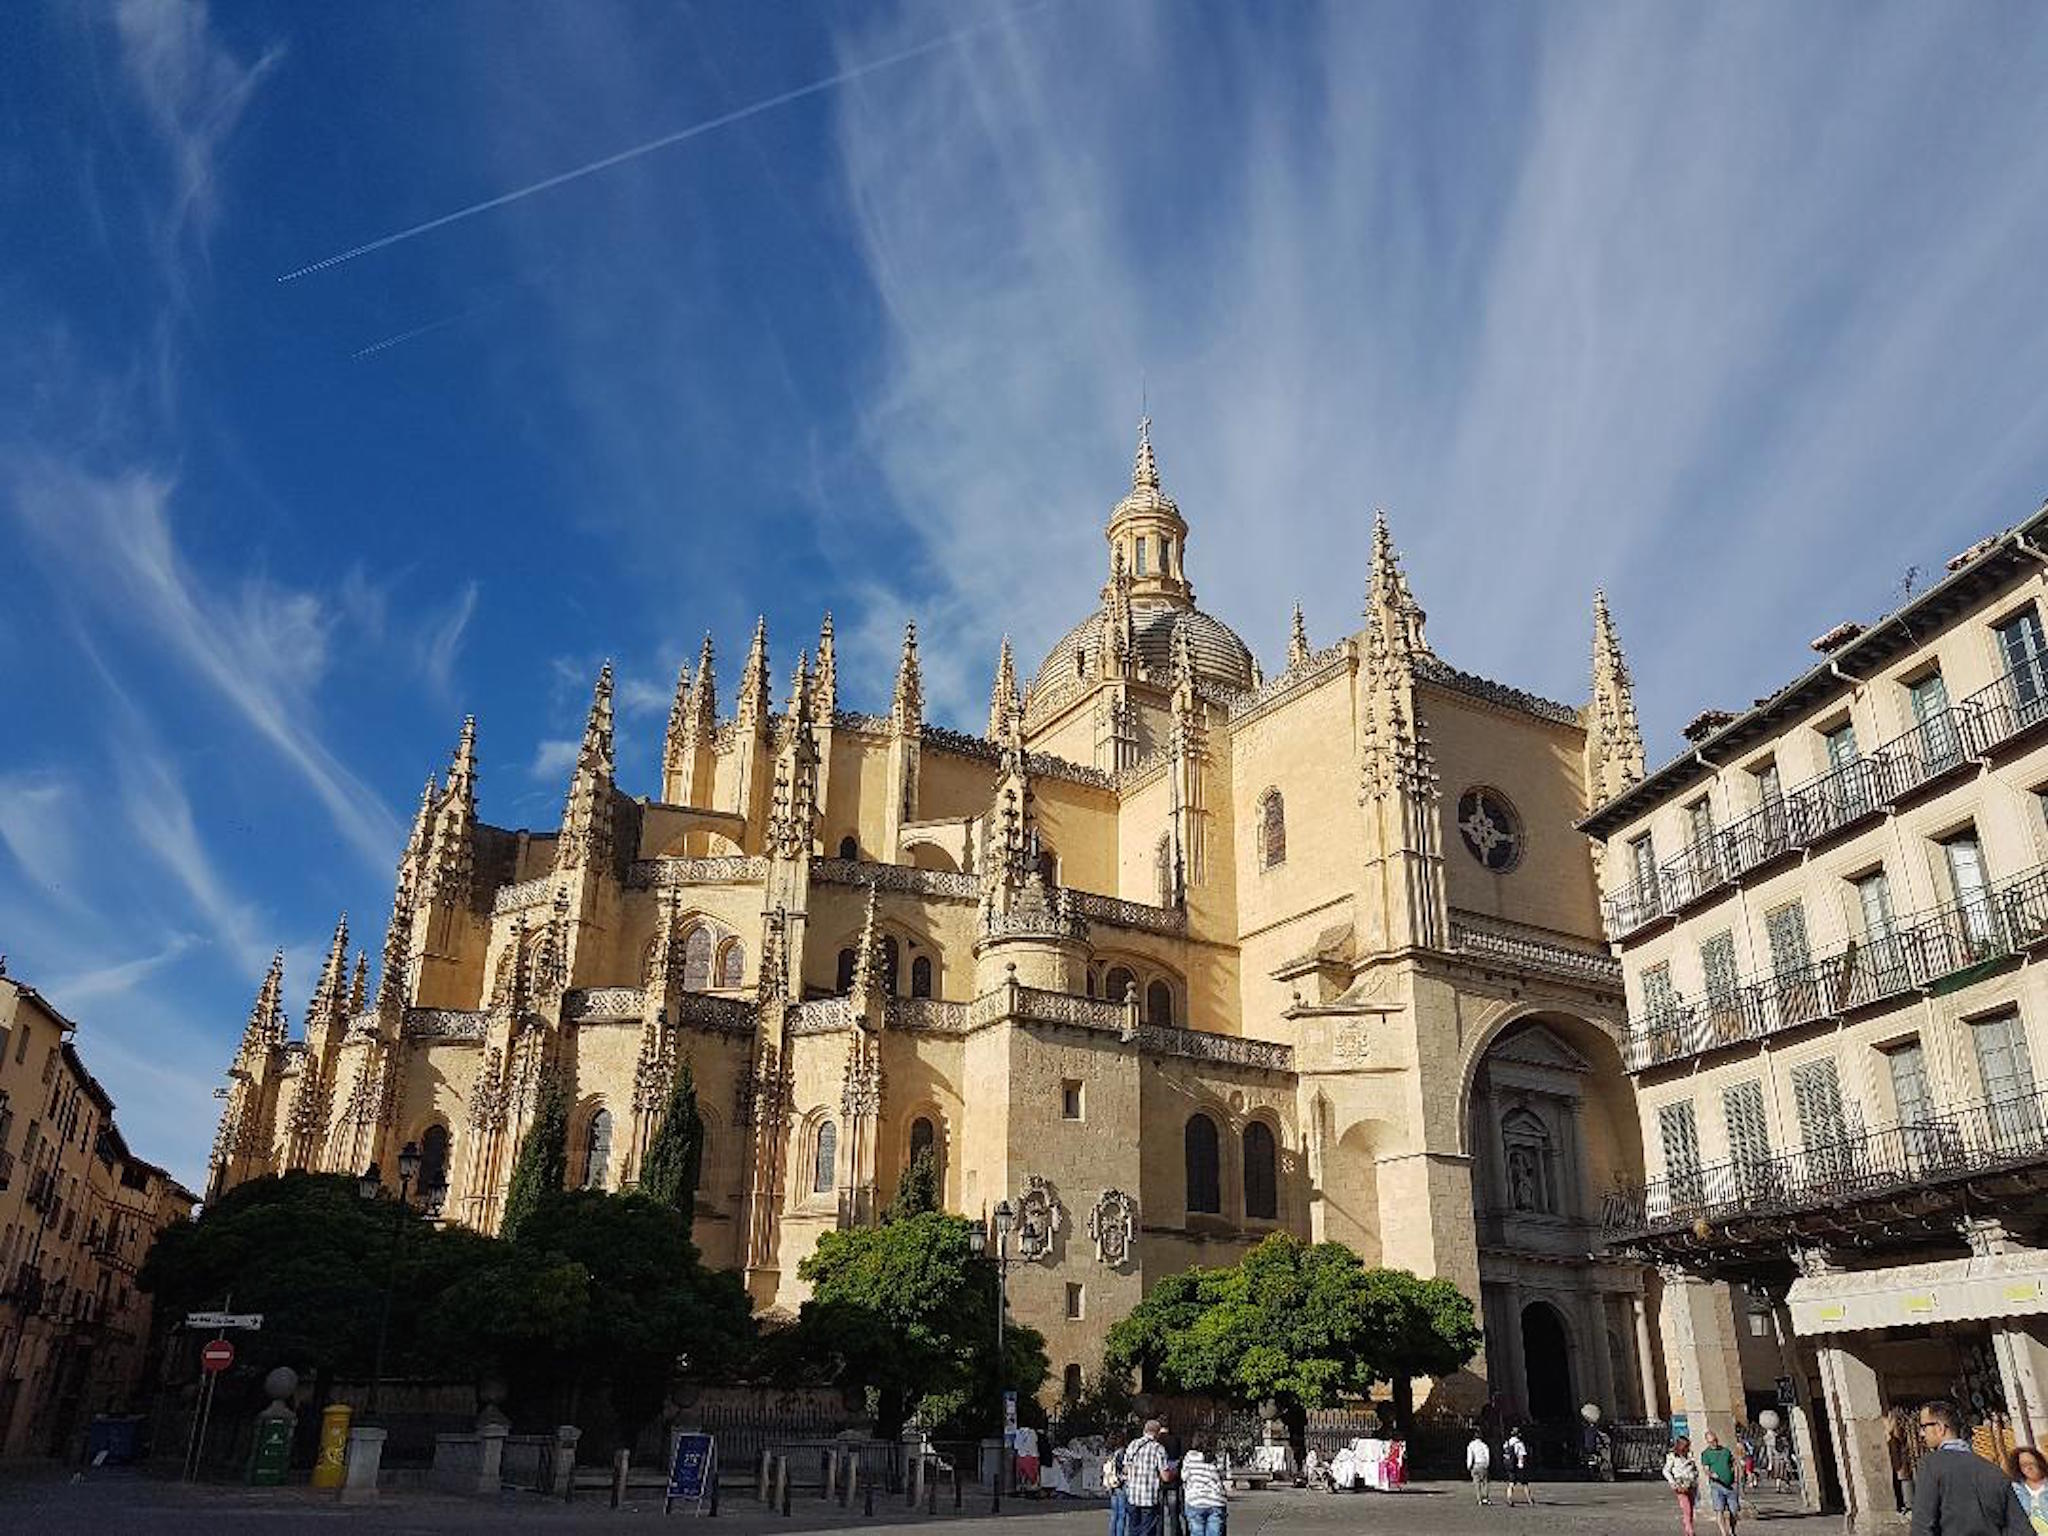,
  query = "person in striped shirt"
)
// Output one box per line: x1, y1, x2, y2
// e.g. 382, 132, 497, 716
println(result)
1180, 1434, 1229, 1536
